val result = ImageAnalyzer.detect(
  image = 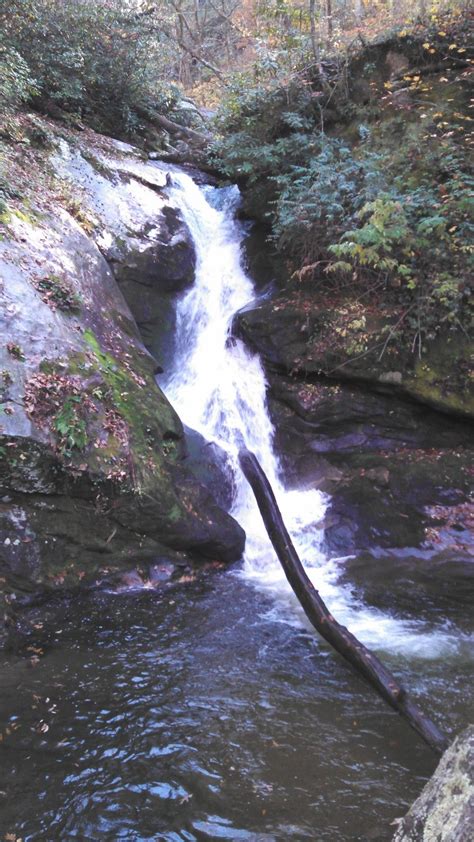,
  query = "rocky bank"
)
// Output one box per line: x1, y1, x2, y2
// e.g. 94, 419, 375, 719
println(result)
0, 116, 244, 644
